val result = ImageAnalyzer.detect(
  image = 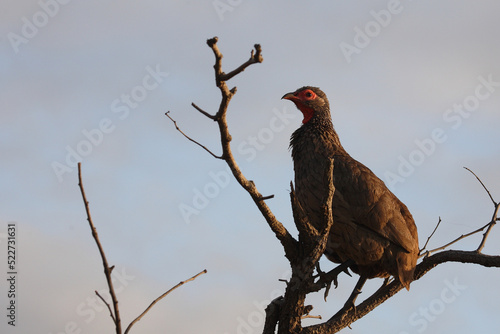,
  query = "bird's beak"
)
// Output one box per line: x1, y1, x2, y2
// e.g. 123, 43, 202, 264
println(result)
281, 92, 296, 101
